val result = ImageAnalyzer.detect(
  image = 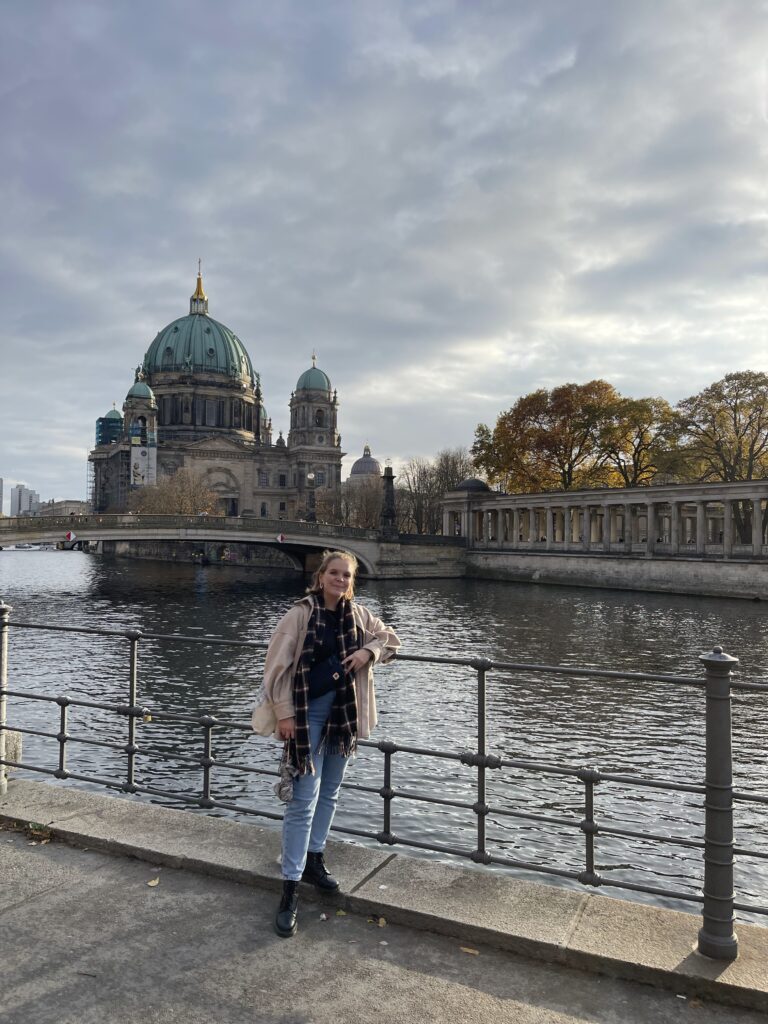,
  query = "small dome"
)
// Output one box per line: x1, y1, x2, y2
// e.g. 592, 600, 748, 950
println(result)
454, 477, 490, 492
105, 408, 122, 420
126, 381, 155, 400
350, 444, 382, 477
296, 365, 331, 391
